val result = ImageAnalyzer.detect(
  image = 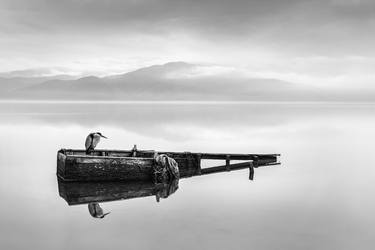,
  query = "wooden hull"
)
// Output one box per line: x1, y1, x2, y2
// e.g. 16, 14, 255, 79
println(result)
57, 148, 279, 182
